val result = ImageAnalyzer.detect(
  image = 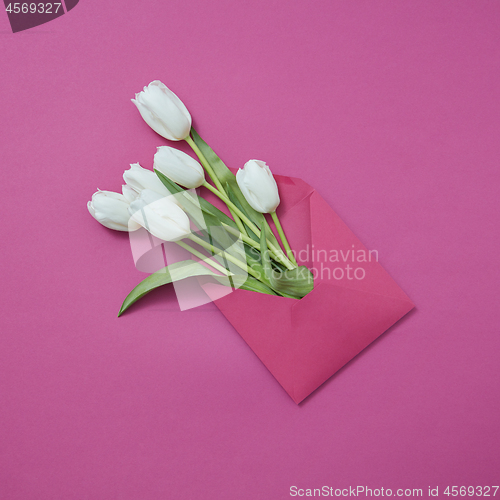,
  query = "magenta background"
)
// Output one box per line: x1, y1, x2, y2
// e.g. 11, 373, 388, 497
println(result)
1, 1, 499, 498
